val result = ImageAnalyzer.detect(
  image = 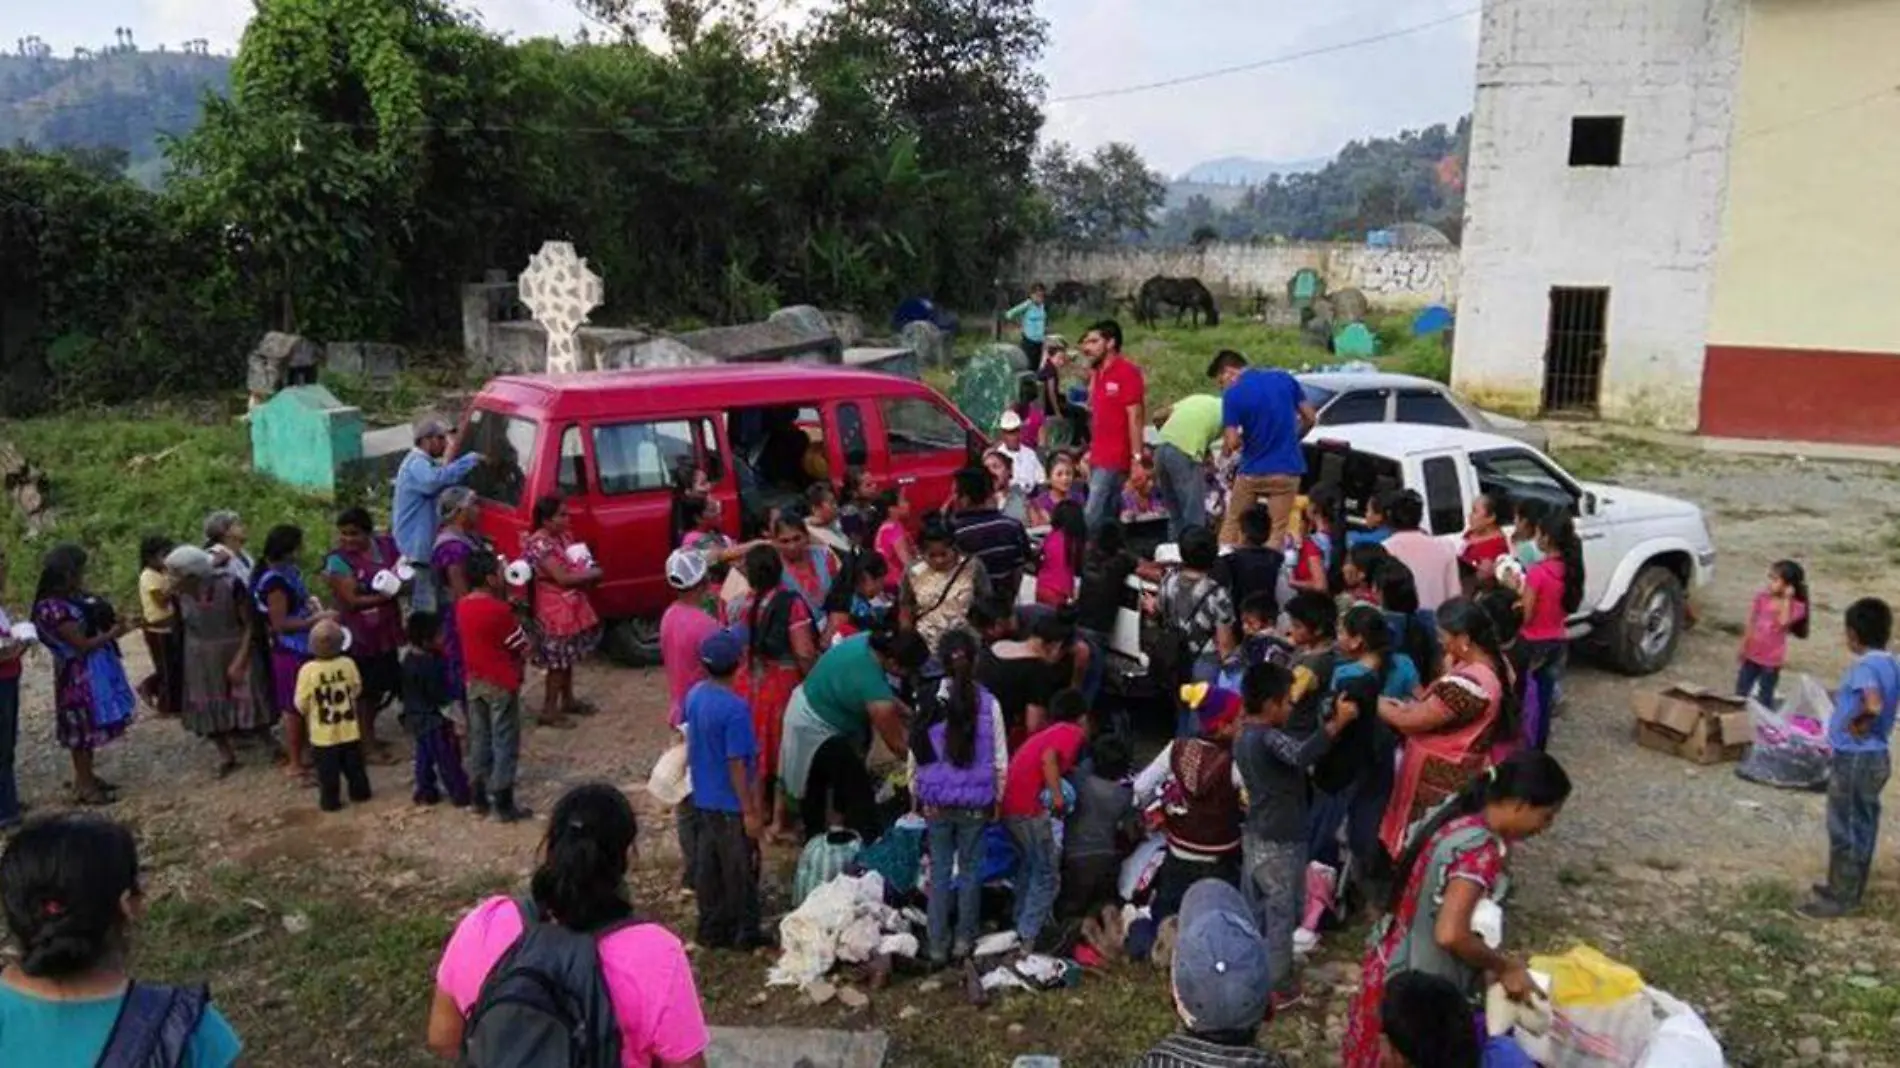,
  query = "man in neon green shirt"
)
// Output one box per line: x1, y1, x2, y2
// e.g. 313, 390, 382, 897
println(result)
1005, 283, 1049, 371
1153, 391, 1224, 540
